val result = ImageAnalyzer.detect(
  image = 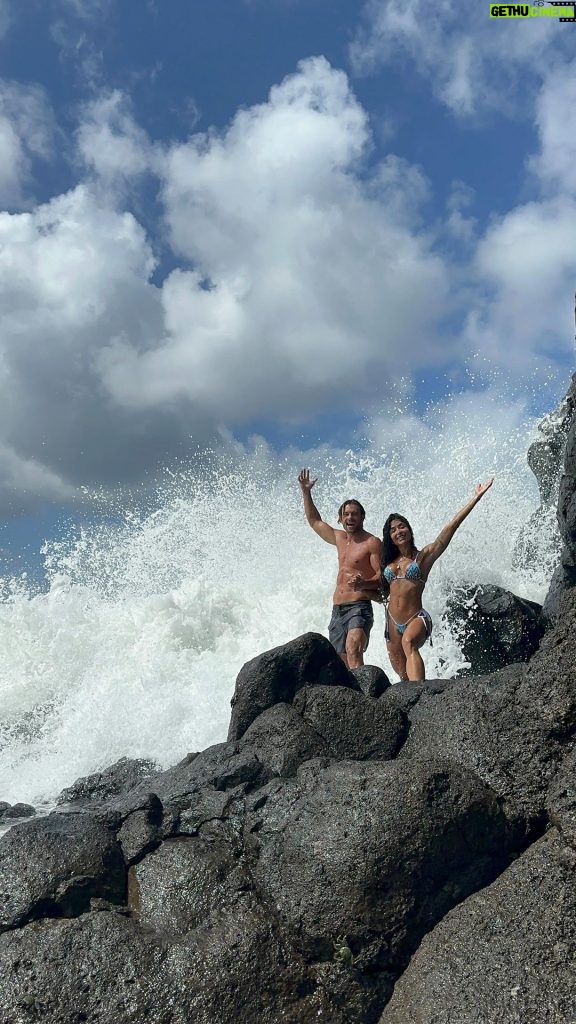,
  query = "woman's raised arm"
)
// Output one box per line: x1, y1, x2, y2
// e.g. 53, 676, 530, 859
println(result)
419, 479, 493, 571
